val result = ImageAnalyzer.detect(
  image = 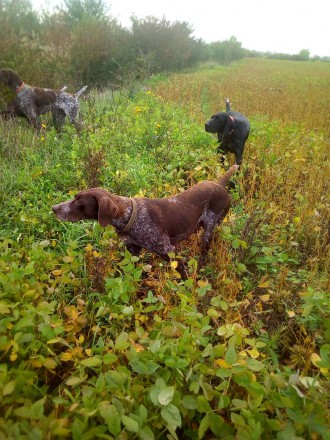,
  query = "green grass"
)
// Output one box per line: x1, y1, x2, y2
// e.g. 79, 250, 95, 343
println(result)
0, 58, 329, 439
